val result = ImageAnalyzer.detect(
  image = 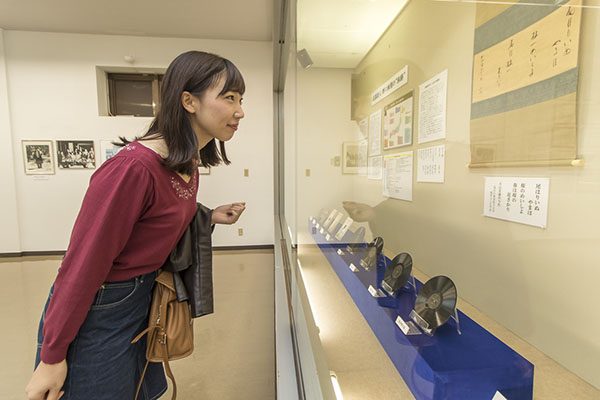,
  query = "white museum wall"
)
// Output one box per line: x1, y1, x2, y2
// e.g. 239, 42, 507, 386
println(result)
3, 30, 274, 251
296, 67, 356, 244
351, 1, 600, 388
0, 29, 21, 253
